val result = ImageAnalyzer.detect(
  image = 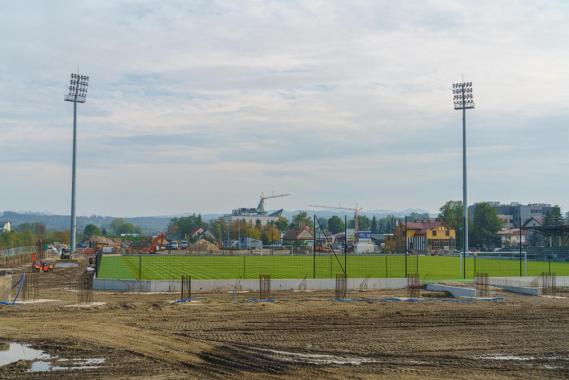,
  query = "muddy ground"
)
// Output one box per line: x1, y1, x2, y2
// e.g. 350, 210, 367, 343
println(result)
1, 265, 569, 379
